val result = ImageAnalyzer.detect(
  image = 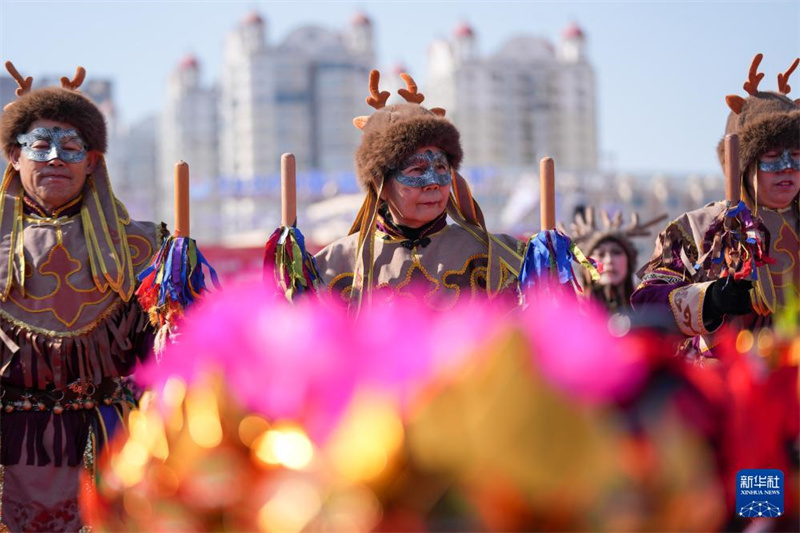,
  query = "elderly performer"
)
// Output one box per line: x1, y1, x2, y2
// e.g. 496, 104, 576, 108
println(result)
314, 71, 525, 310
0, 63, 165, 532
633, 54, 799, 358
